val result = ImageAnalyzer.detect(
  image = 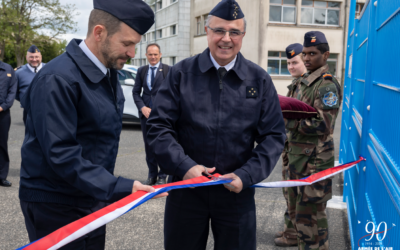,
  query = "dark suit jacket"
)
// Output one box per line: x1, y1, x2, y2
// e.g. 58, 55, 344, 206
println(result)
132, 63, 170, 118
